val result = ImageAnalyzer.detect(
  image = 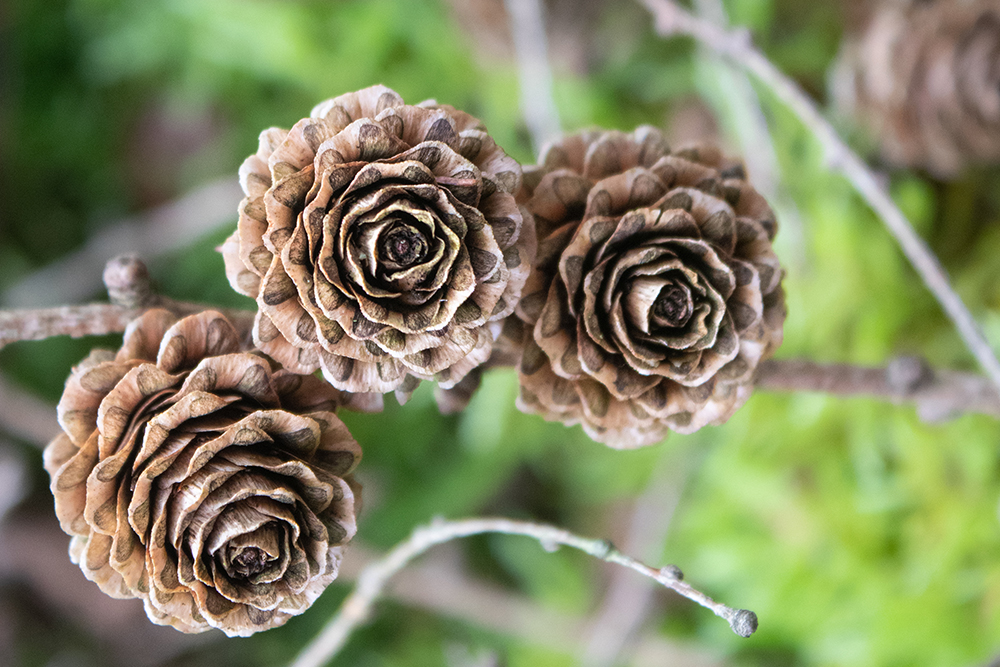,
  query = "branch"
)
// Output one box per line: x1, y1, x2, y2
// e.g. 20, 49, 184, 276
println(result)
637, 0, 1000, 400
690, 0, 808, 269
3, 275, 997, 425
0, 304, 143, 350
0, 256, 254, 350
756, 357, 1000, 422
337, 541, 721, 667
0, 301, 254, 350
5, 259, 995, 423
504, 0, 562, 152
290, 517, 757, 667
